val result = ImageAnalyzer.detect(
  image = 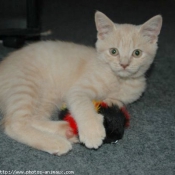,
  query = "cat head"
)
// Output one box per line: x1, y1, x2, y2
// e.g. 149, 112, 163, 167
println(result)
95, 11, 162, 78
